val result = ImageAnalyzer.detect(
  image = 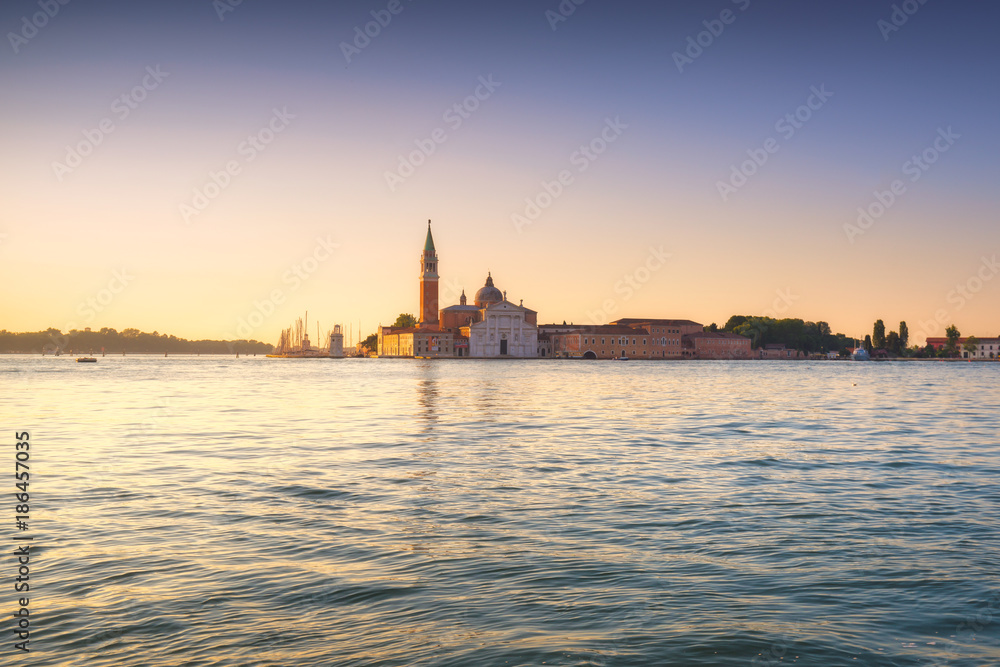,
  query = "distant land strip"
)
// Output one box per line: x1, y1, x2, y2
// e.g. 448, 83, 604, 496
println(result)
0, 328, 272, 356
